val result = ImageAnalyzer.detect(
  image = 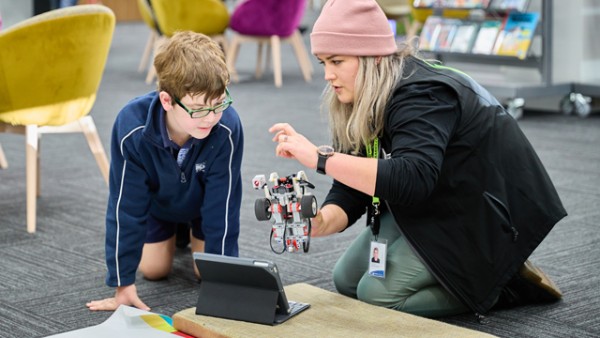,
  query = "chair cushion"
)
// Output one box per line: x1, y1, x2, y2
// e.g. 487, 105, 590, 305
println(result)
151, 0, 229, 37
230, 0, 306, 37
0, 5, 115, 125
